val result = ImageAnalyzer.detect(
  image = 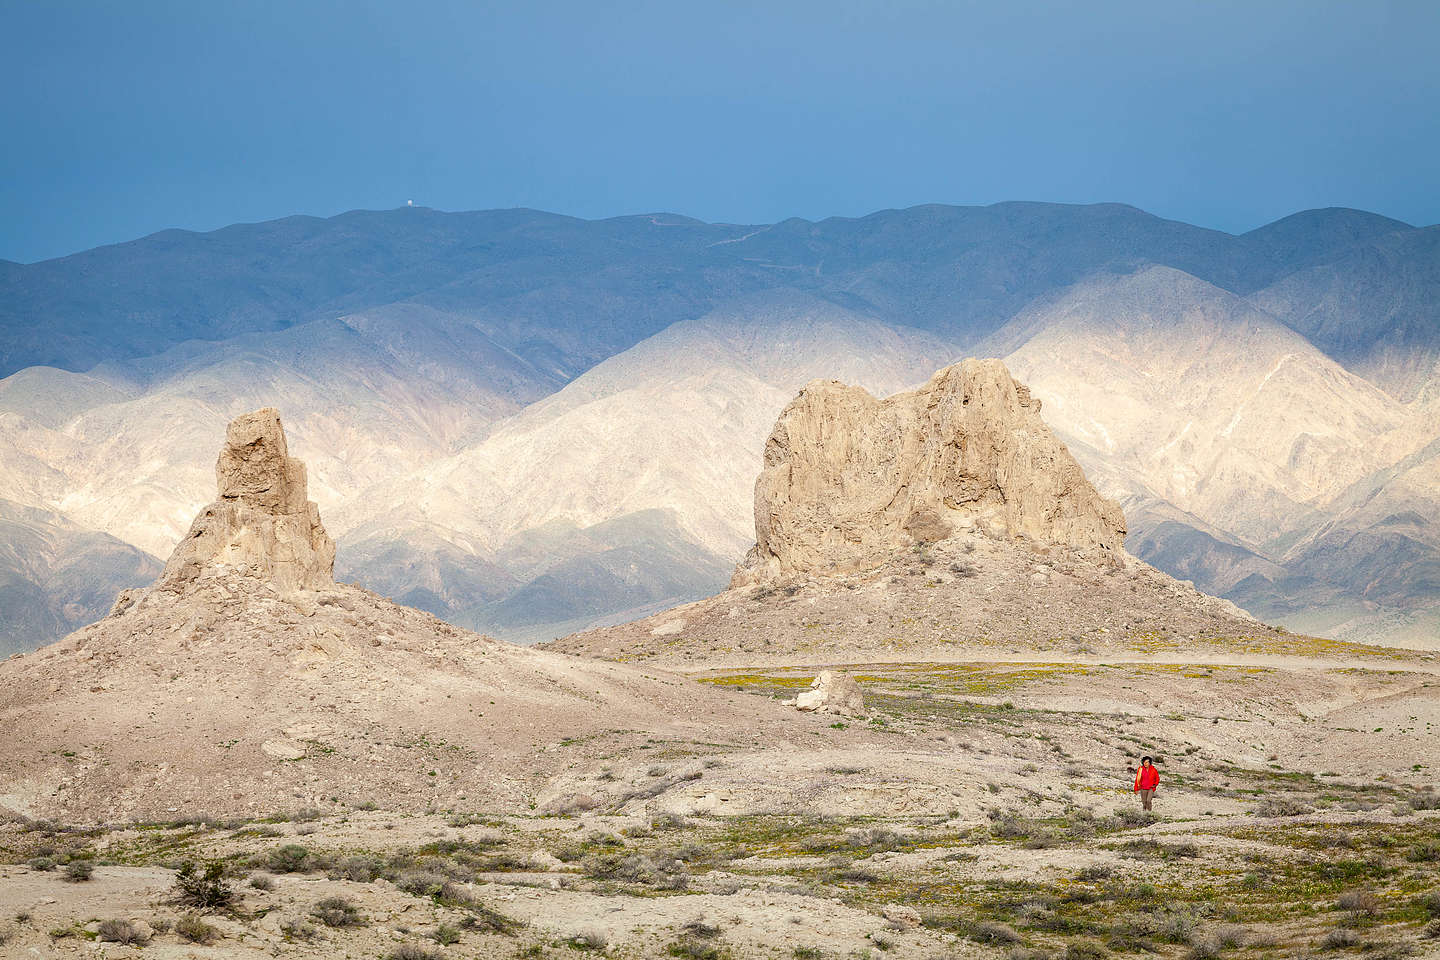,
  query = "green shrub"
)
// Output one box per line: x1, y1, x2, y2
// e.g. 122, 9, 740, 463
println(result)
668, 935, 724, 959
458, 902, 523, 936
1158, 913, 1195, 945
571, 930, 608, 952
